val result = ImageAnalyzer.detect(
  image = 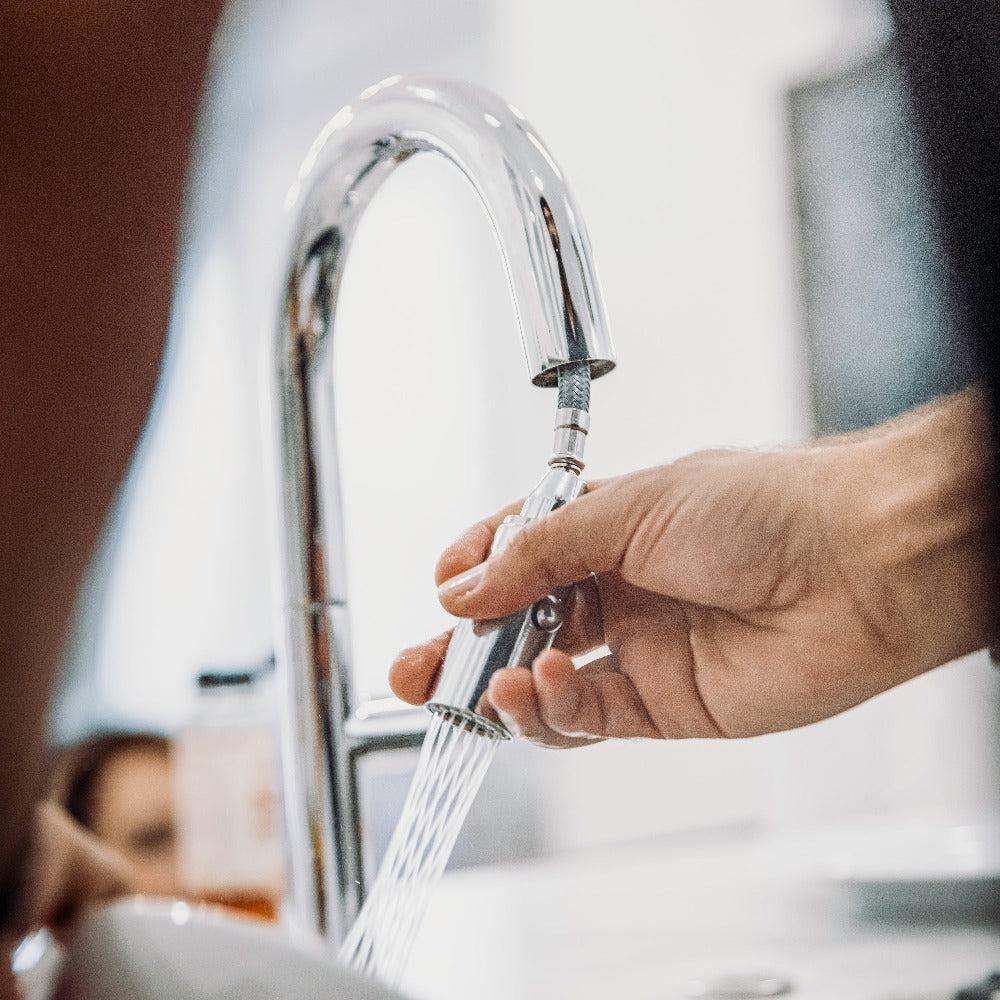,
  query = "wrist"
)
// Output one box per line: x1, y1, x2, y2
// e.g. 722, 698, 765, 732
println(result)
818, 388, 997, 677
